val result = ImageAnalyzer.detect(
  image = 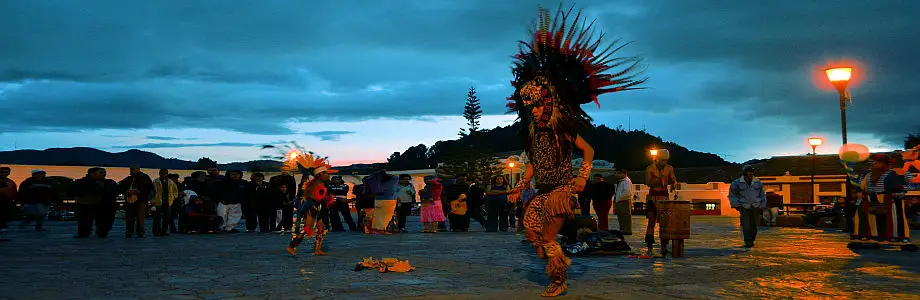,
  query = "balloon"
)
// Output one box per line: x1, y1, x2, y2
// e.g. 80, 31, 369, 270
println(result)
838, 143, 870, 163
